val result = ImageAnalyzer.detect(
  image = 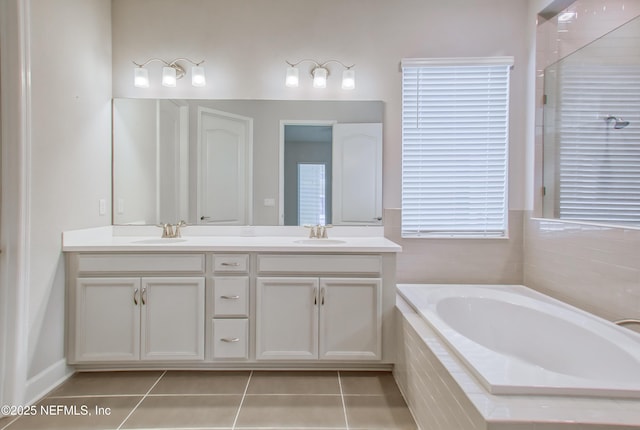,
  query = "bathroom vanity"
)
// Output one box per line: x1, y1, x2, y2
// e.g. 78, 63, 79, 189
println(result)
63, 226, 400, 370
